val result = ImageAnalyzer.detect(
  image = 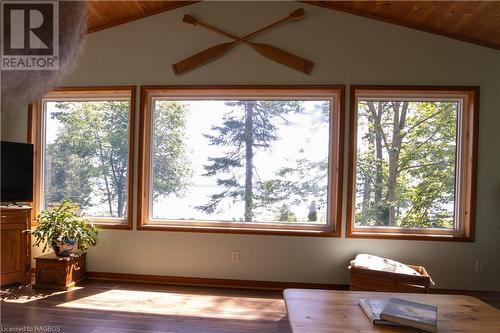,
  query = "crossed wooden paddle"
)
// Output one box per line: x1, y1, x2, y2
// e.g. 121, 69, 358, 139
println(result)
172, 8, 314, 75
